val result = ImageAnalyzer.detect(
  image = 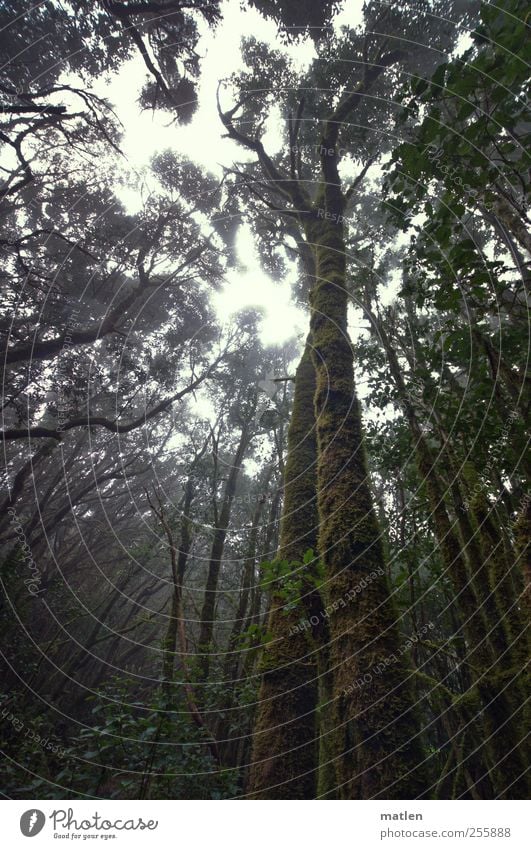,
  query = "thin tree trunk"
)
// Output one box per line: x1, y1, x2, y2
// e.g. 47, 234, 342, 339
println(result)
492, 194, 531, 255
372, 314, 529, 797
223, 467, 273, 685
197, 424, 250, 681
148, 486, 220, 764
161, 477, 195, 695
